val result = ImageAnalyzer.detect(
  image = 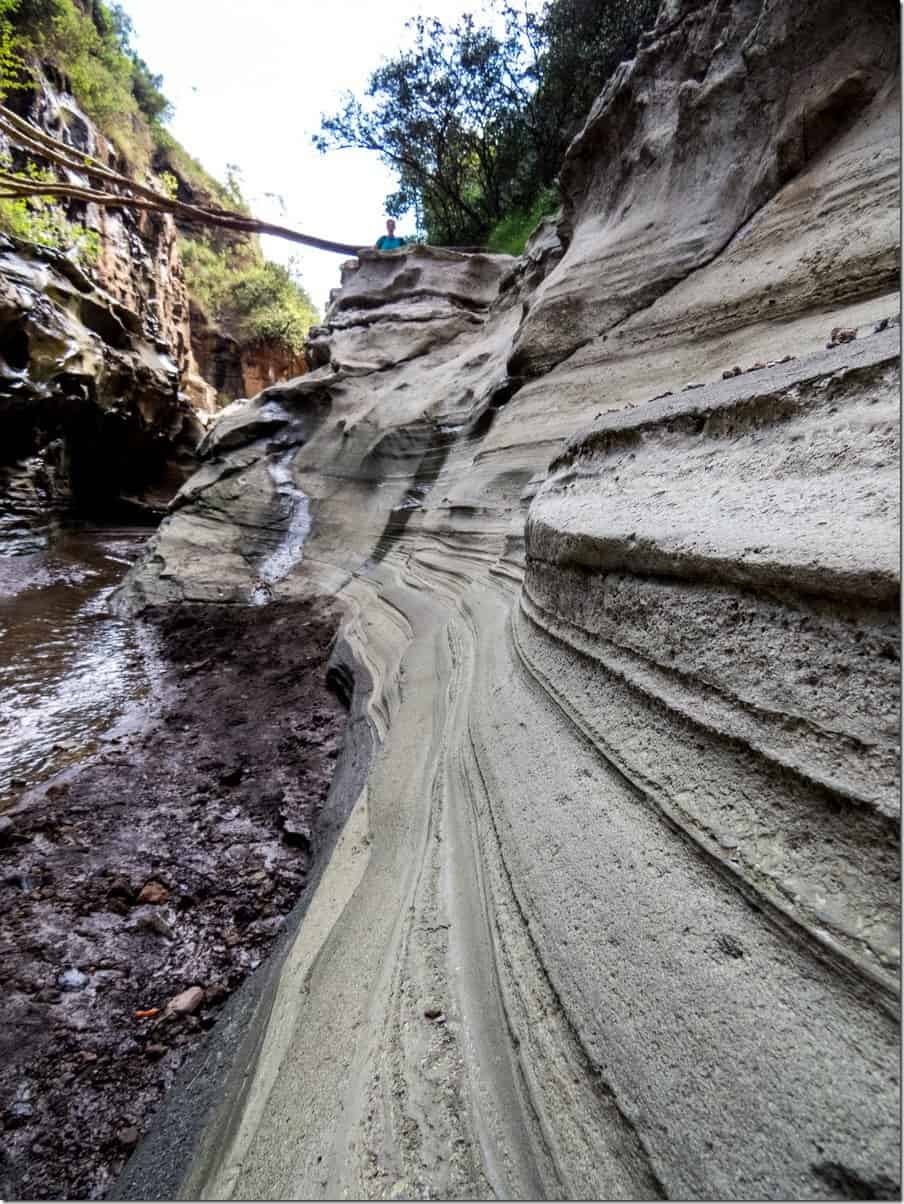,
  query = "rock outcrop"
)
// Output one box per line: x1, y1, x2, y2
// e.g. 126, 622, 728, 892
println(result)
7, 68, 215, 412
0, 236, 201, 550
189, 299, 308, 405
115, 1, 899, 1199
0, 69, 309, 550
